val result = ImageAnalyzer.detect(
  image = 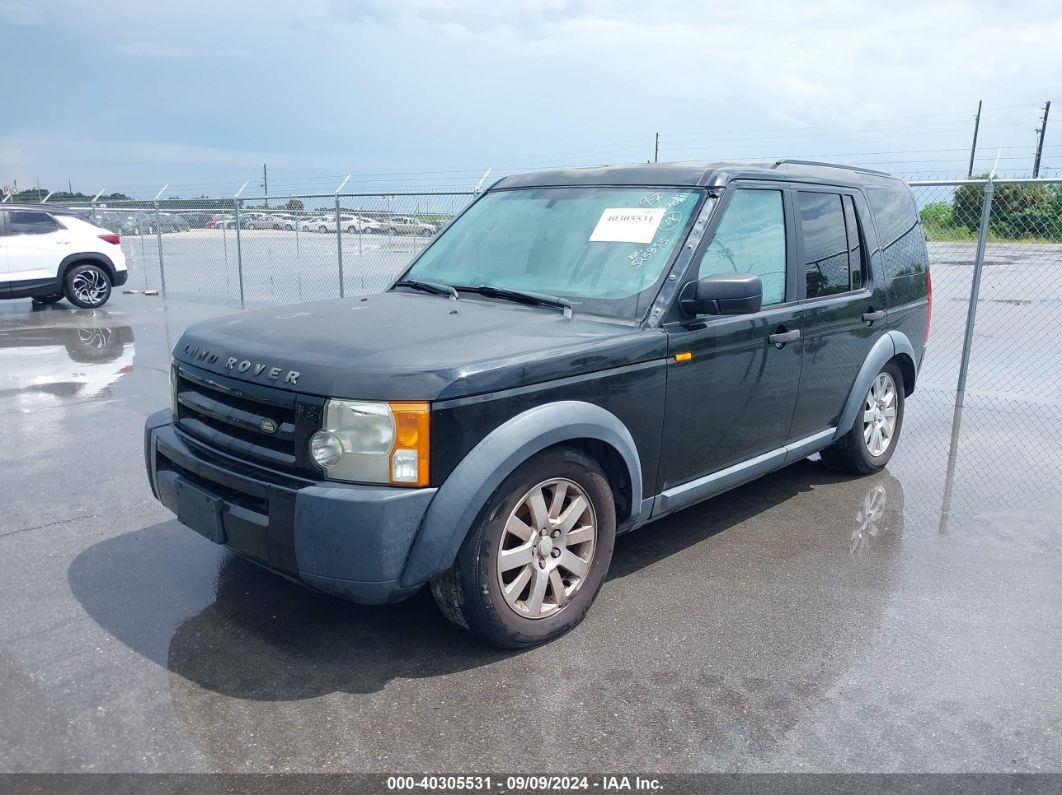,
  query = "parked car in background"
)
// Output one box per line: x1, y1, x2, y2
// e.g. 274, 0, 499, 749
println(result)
113, 211, 188, 235
388, 215, 435, 236
351, 216, 386, 234
300, 215, 333, 233
178, 212, 218, 229
0, 204, 128, 308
